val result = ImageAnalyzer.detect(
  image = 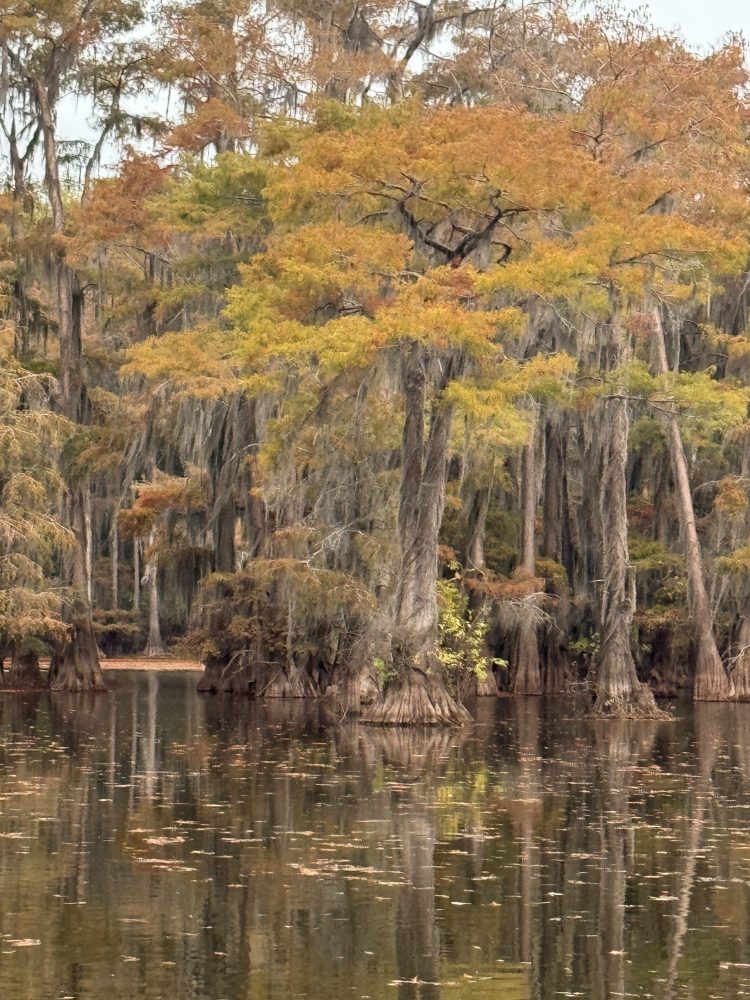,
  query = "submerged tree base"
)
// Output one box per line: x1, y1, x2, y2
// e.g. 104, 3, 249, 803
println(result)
49, 623, 108, 693
197, 652, 326, 698
6, 650, 46, 690
260, 664, 319, 698
475, 670, 499, 696
197, 654, 250, 694
693, 637, 734, 702
733, 666, 750, 701
363, 670, 472, 727
512, 612, 543, 696
590, 681, 669, 721
335, 667, 380, 716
